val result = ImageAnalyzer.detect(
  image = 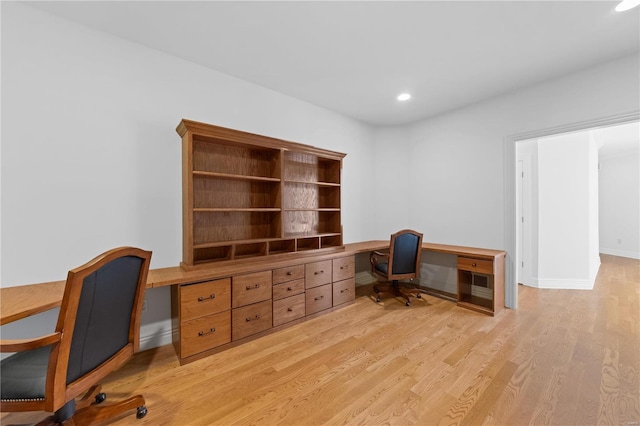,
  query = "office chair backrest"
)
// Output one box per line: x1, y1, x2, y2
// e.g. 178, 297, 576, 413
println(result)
388, 229, 423, 279
391, 232, 420, 274
66, 255, 144, 384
